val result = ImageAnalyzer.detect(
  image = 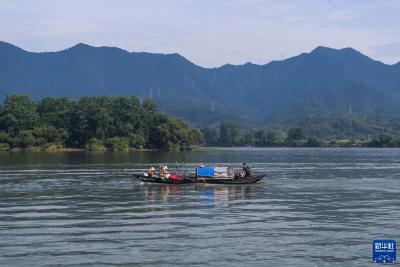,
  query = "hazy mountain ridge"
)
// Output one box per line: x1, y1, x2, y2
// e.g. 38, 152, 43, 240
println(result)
1, 41, 400, 128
